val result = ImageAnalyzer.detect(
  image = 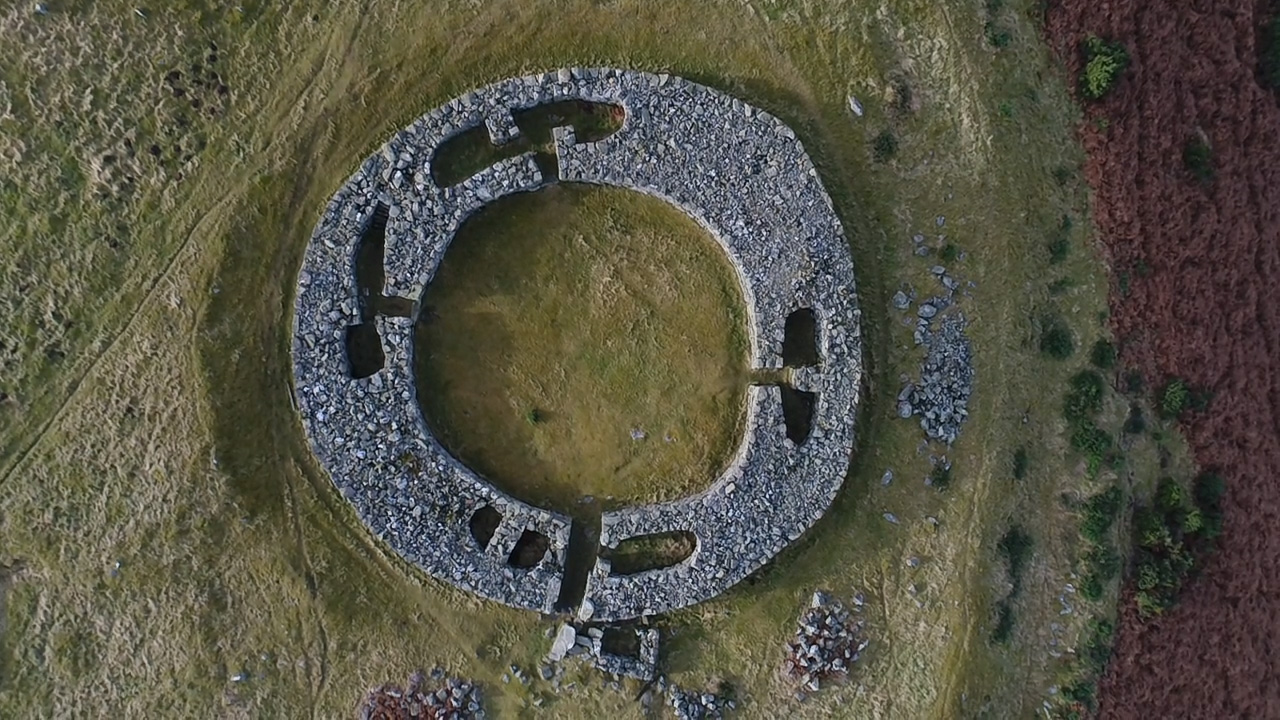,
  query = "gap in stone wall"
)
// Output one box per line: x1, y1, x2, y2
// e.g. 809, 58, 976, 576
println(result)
469, 505, 502, 550
430, 100, 625, 187
507, 529, 551, 568
601, 530, 697, 576
782, 307, 819, 367
780, 386, 816, 444
555, 508, 602, 612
